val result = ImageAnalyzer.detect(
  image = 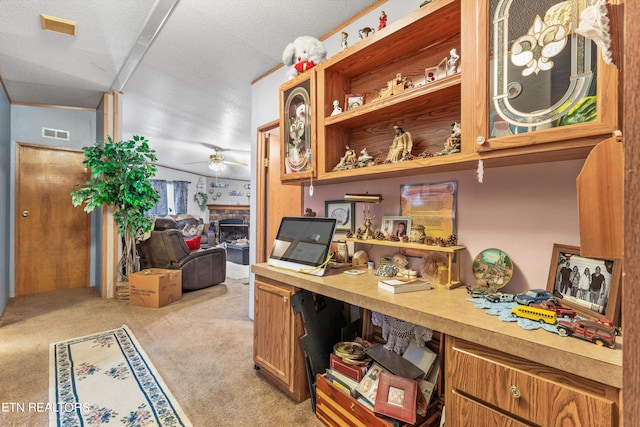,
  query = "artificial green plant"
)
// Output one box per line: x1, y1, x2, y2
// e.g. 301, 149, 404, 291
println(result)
71, 135, 160, 281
